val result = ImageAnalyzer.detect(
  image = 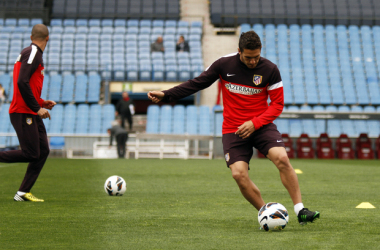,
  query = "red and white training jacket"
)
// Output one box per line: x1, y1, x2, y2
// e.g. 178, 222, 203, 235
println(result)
162, 52, 284, 134
9, 43, 45, 115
